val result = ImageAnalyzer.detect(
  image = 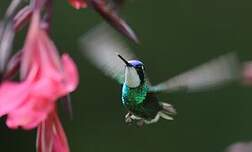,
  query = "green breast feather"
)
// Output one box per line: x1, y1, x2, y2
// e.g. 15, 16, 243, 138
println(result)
121, 83, 148, 105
